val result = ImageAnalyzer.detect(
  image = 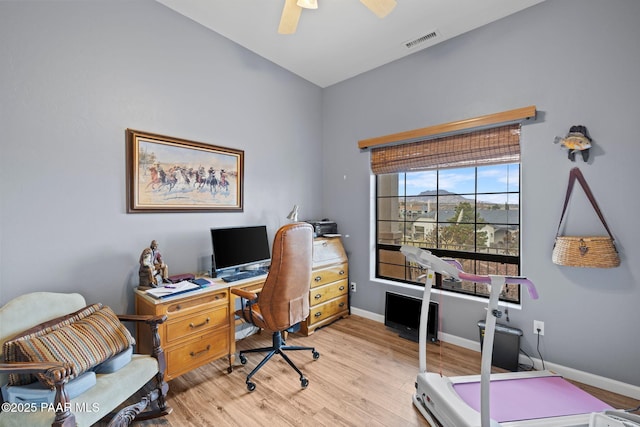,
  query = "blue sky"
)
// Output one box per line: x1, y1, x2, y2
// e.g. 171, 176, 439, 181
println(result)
401, 164, 520, 204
